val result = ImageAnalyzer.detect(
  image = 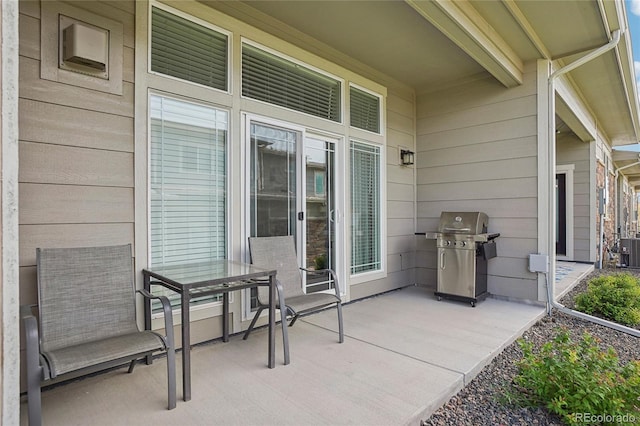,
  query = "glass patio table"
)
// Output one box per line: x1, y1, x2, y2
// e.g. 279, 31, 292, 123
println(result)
142, 259, 288, 402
